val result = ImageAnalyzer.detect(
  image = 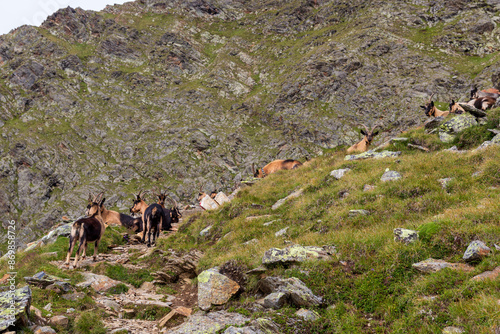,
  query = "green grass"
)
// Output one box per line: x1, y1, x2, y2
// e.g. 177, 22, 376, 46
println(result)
165, 130, 500, 332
